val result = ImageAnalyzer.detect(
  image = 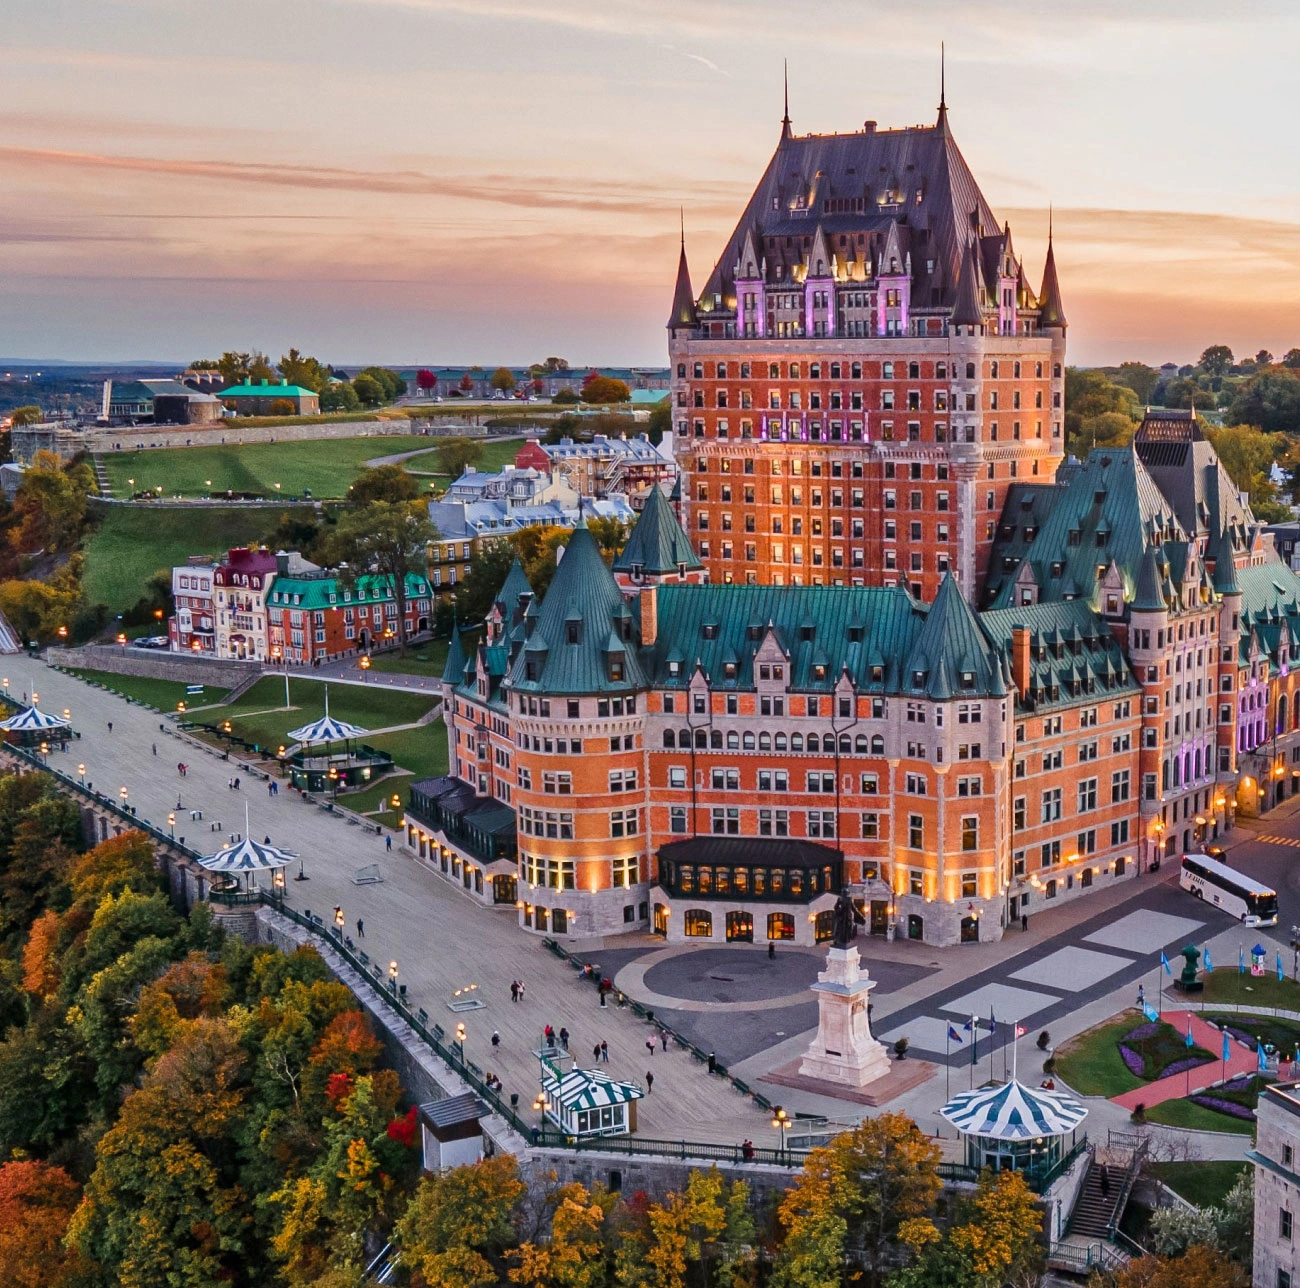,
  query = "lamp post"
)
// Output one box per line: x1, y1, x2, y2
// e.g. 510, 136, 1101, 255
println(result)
117, 633, 127, 647
278, 745, 287, 778
119, 786, 129, 814
771, 1106, 790, 1162
77, 763, 86, 784
393, 961, 403, 996
38, 741, 48, 762
328, 766, 339, 801
532, 1093, 550, 1134
454, 1019, 466, 1057
177, 701, 186, 715
167, 811, 176, 840
333, 905, 344, 939
272, 868, 285, 904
